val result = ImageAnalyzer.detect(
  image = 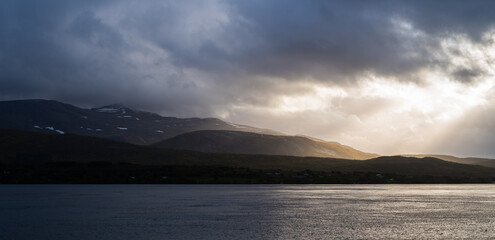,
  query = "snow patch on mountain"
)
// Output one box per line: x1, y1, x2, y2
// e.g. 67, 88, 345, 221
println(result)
96, 108, 120, 113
